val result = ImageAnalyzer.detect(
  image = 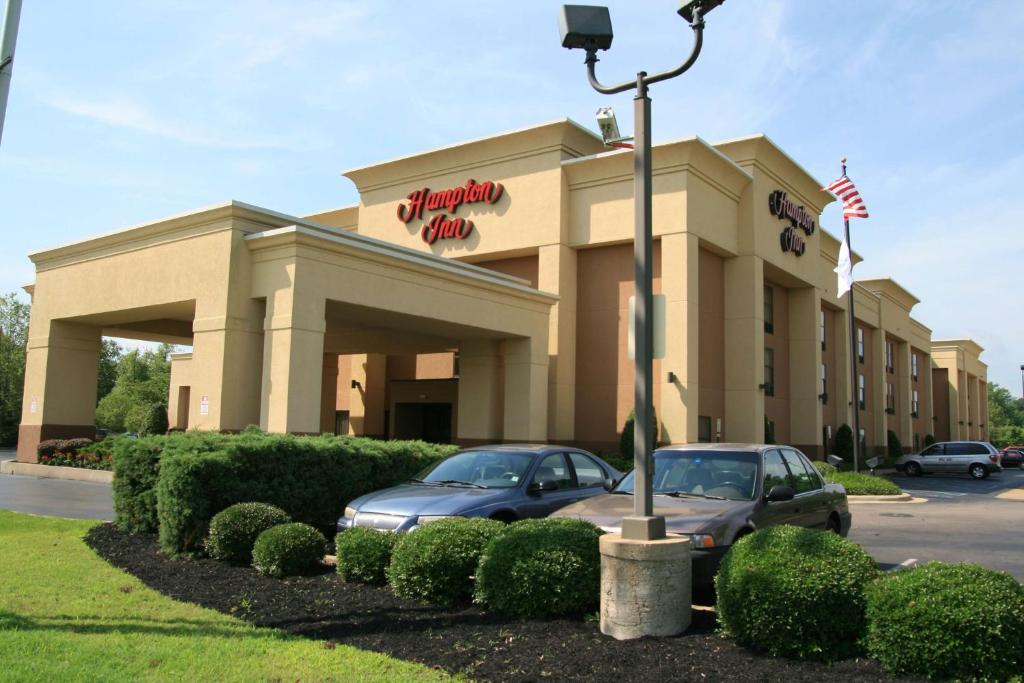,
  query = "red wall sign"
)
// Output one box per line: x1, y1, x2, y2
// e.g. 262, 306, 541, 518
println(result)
396, 179, 504, 245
